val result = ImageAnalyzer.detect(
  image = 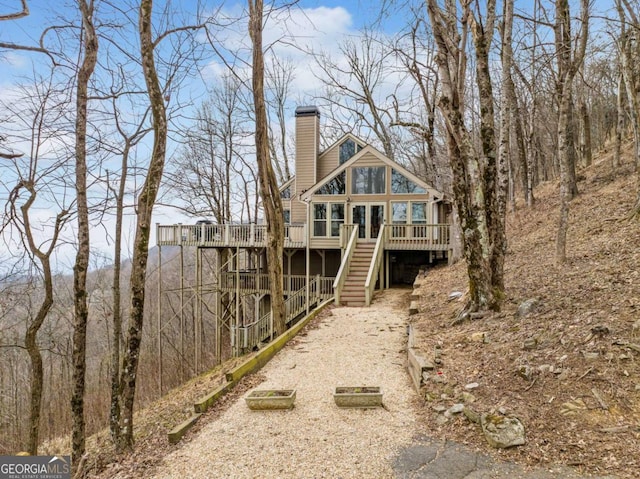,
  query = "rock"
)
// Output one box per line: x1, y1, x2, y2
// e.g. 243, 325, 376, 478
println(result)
470, 332, 488, 343
448, 291, 463, 301
635, 384, 640, 391
481, 414, 526, 448
465, 382, 480, 390
464, 407, 481, 424
538, 364, 553, 373
449, 403, 465, 414
435, 415, 449, 426
432, 404, 447, 413
409, 301, 419, 315
516, 298, 540, 318
523, 337, 538, 350
461, 392, 476, 403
